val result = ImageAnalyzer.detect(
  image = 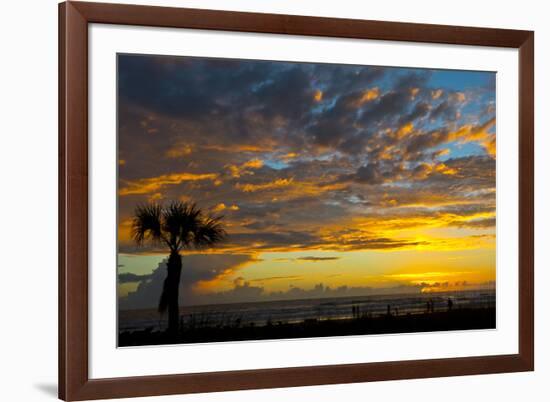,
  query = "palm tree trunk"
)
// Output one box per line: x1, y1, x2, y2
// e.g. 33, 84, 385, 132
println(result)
159, 251, 182, 335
